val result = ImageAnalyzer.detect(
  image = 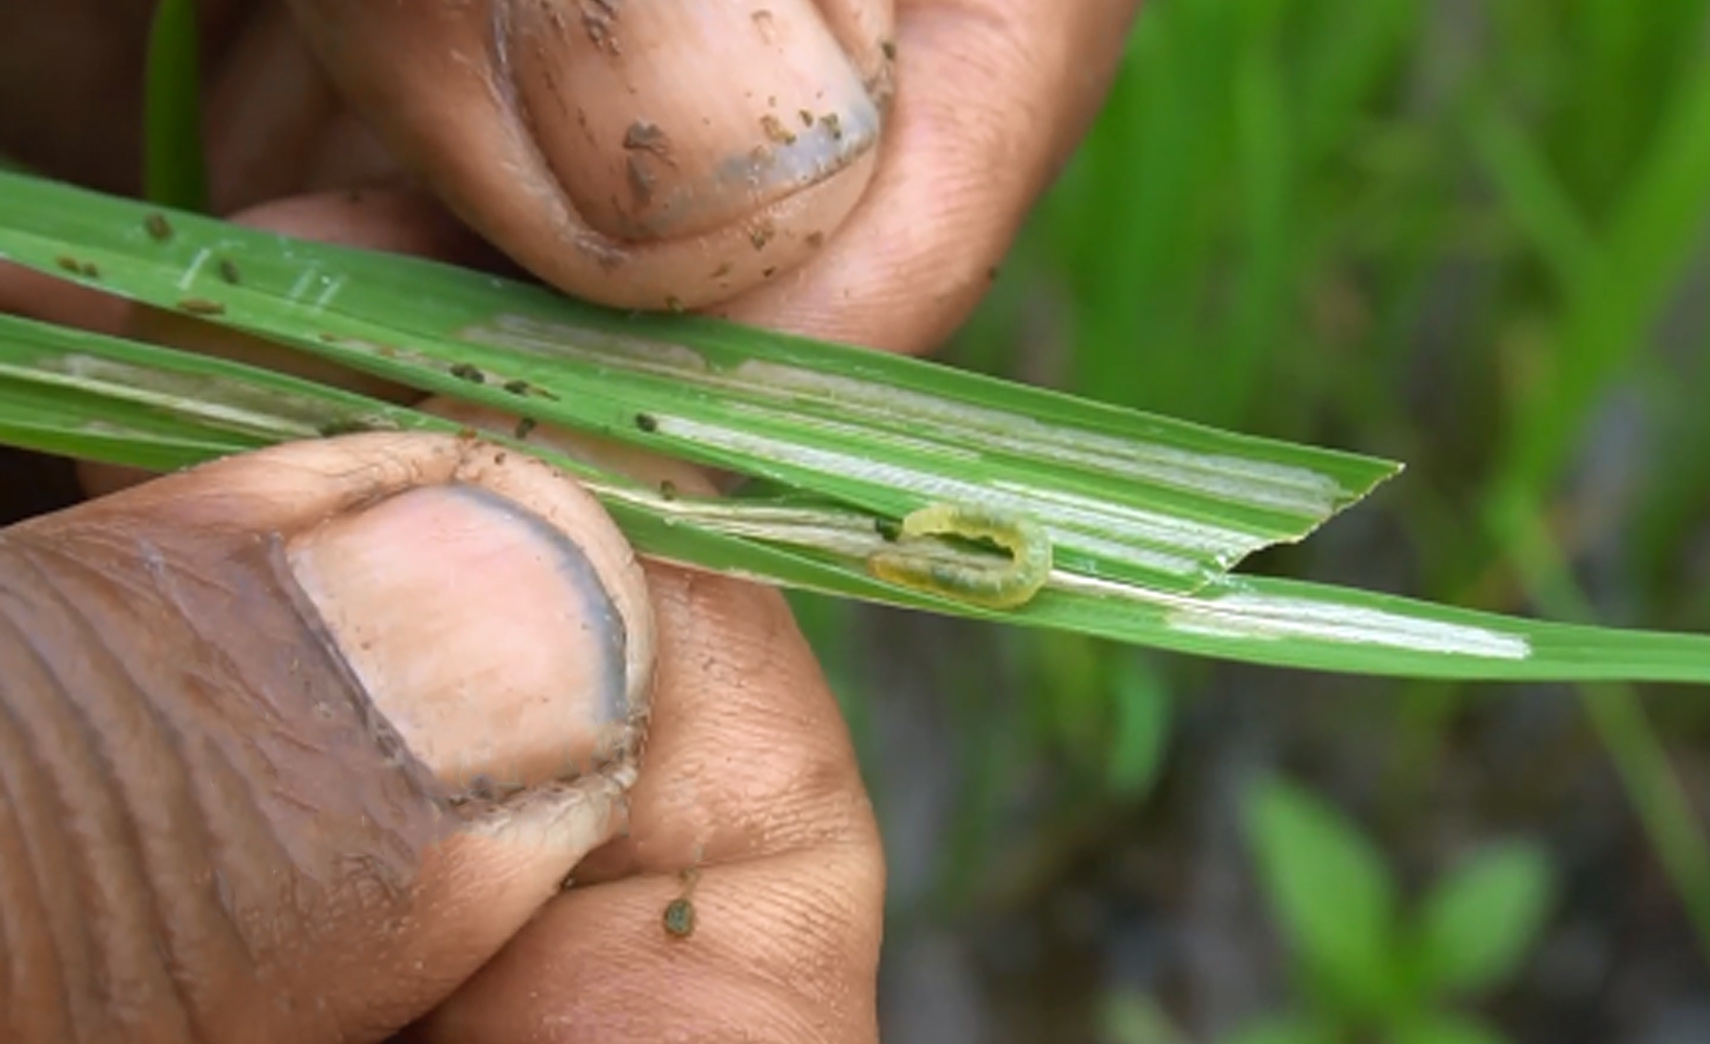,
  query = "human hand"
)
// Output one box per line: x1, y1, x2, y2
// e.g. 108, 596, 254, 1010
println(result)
2, 0, 1141, 352
0, 421, 884, 1044
0, 1, 1144, 1040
